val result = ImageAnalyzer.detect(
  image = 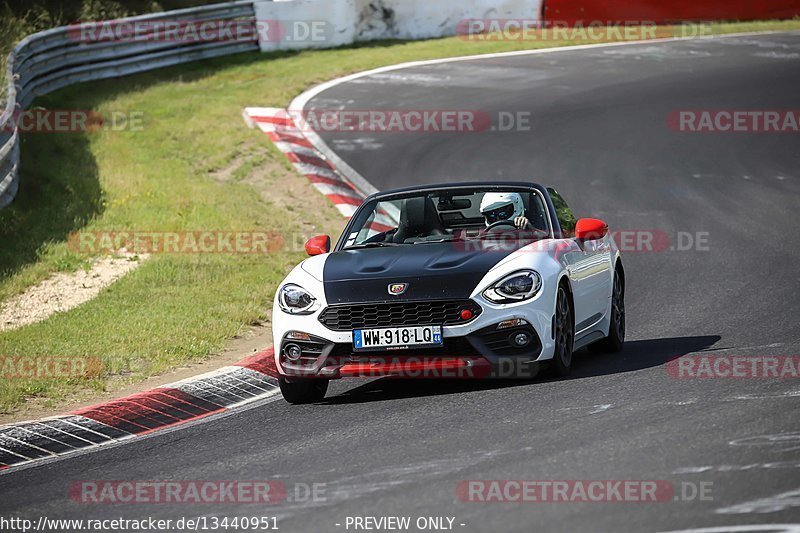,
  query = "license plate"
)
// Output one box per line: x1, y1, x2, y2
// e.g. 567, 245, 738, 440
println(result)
353, 325, 443, 351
